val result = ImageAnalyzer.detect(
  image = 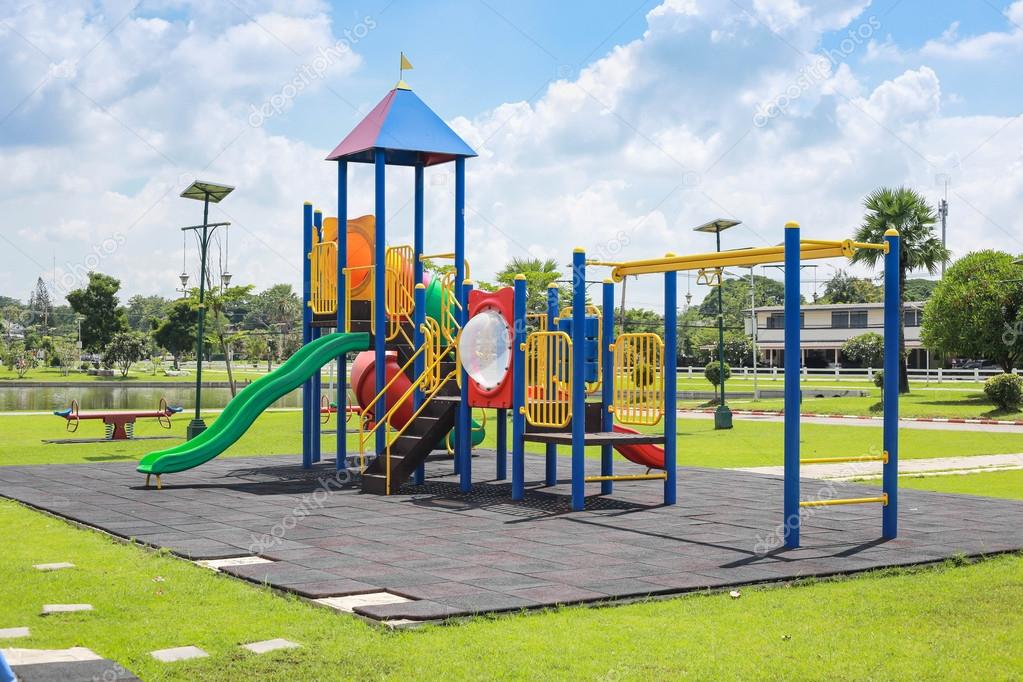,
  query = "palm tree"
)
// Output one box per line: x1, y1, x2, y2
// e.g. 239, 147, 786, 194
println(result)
851, 187, 950, 393
496, 257, 566, 315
